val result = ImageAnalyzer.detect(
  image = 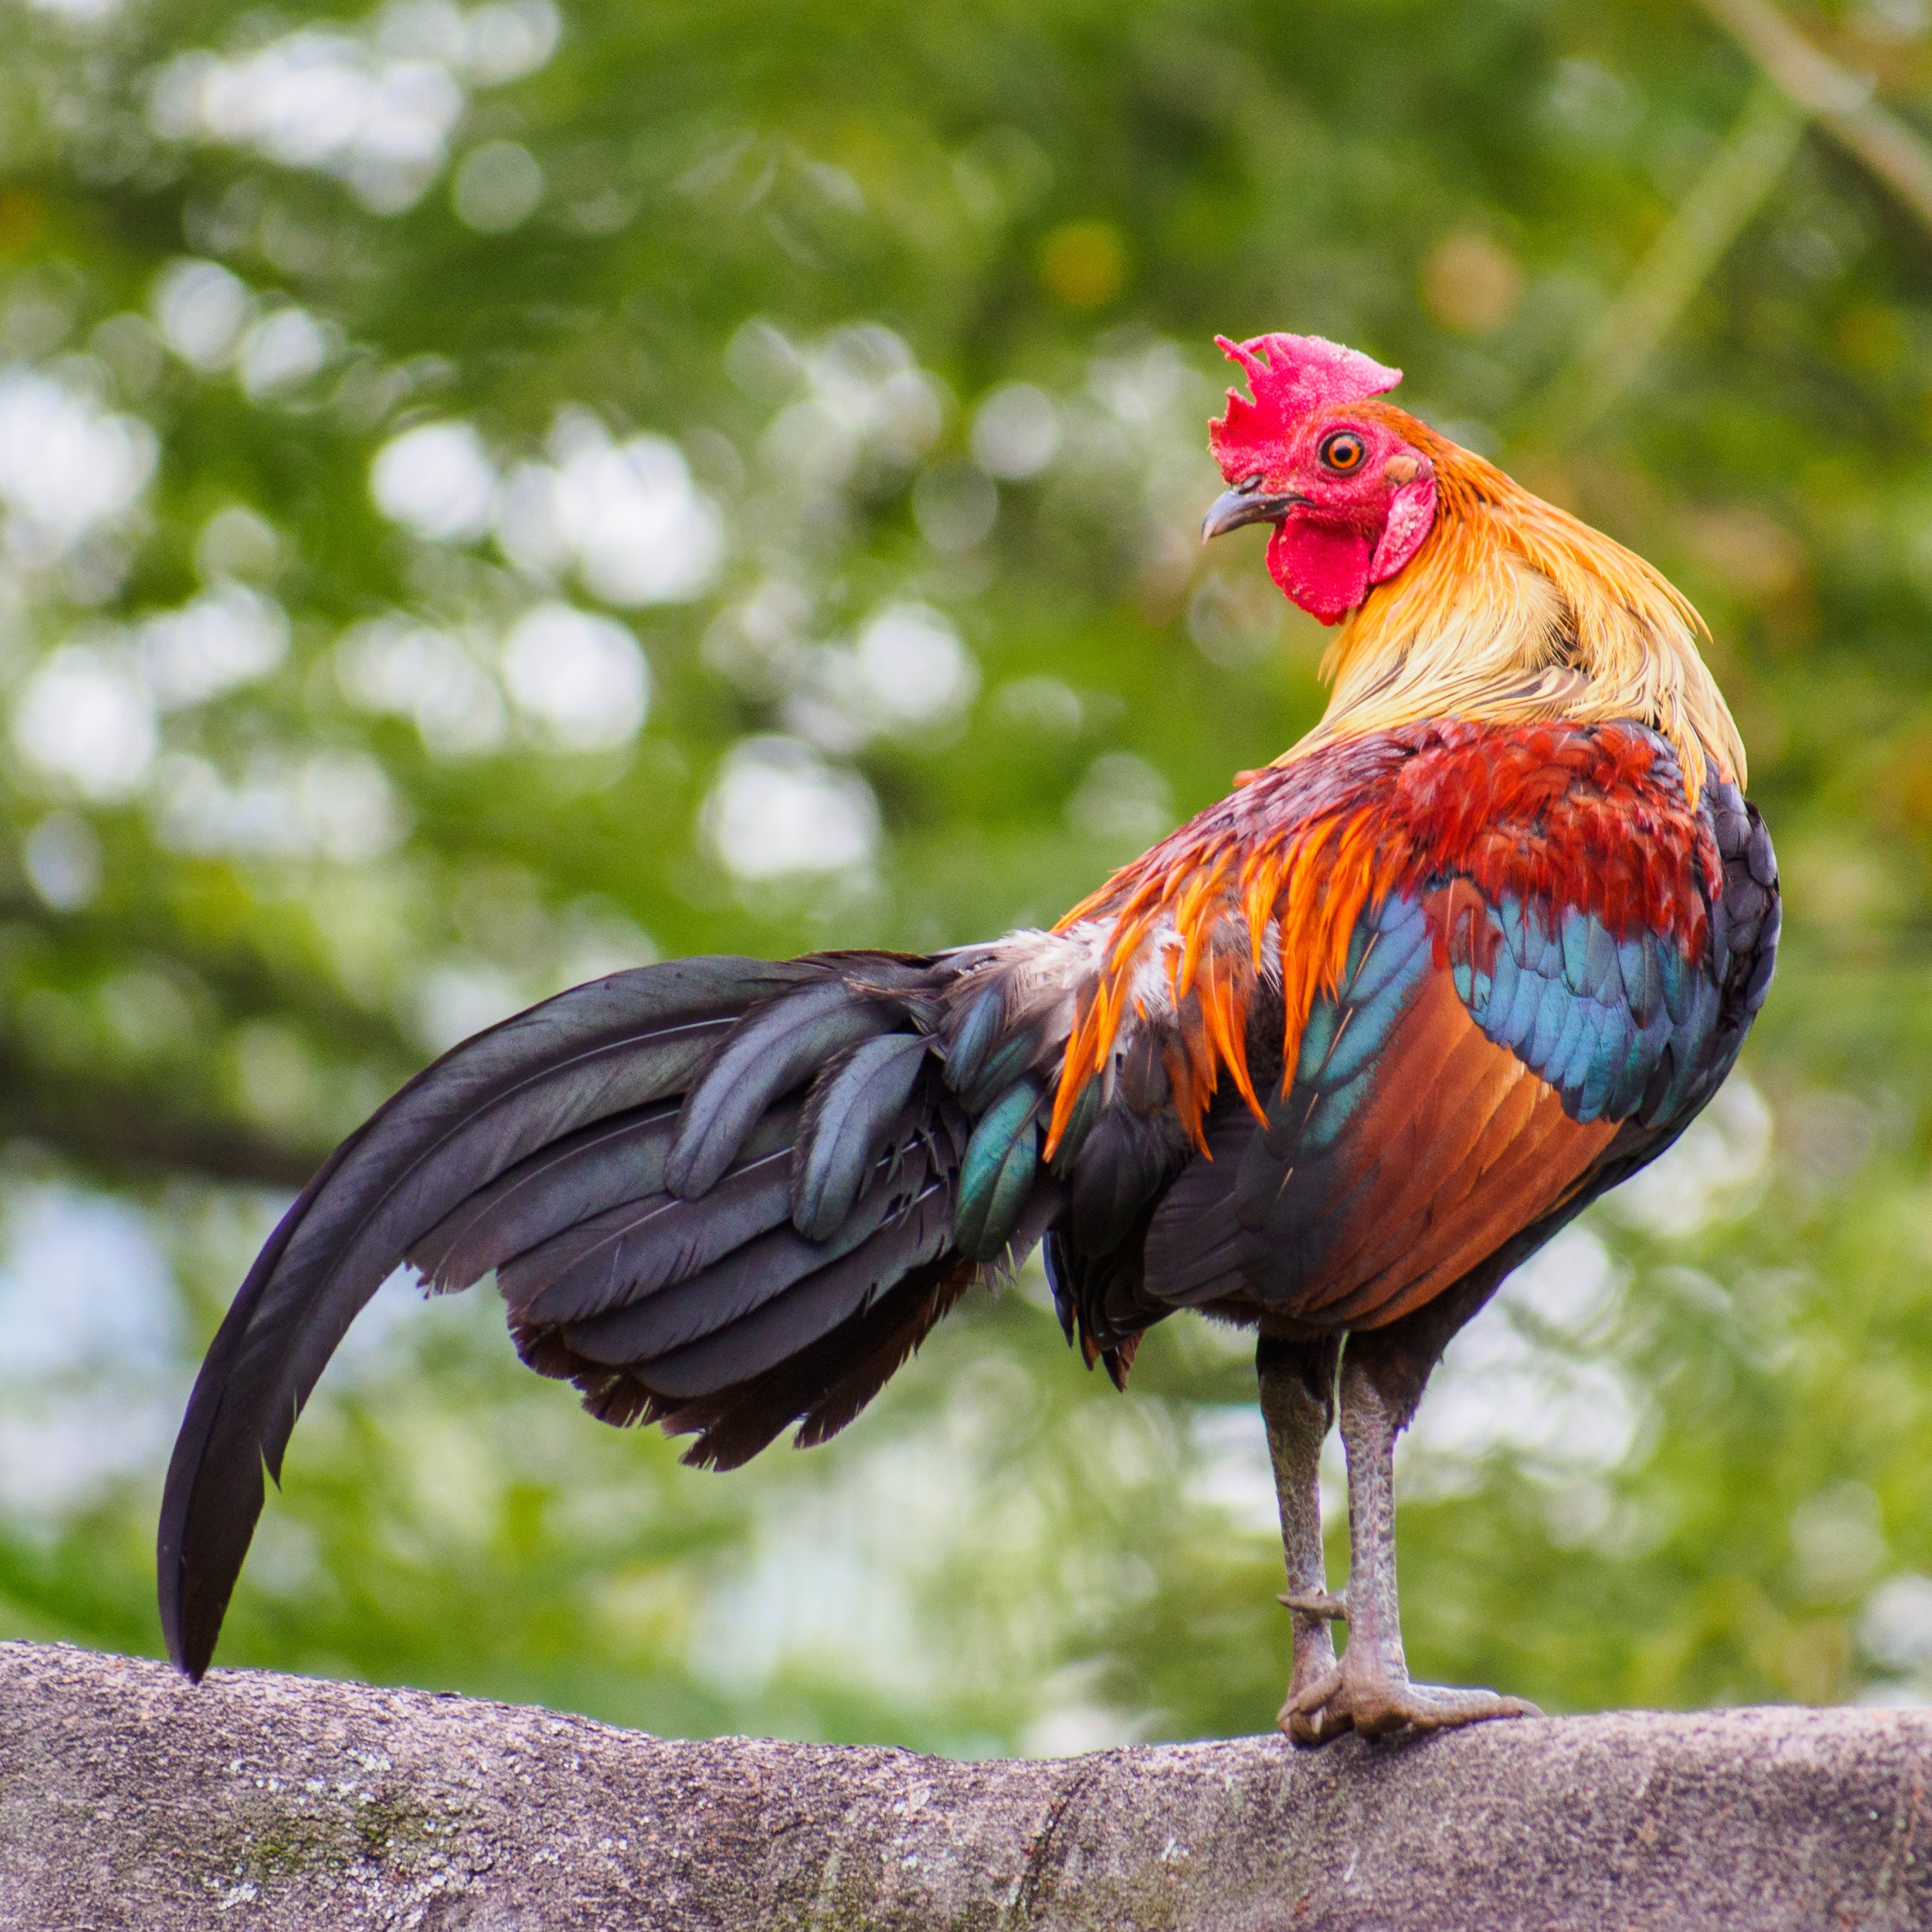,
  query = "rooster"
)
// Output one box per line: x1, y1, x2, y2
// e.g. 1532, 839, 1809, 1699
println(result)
159, 331, 1778, 1742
